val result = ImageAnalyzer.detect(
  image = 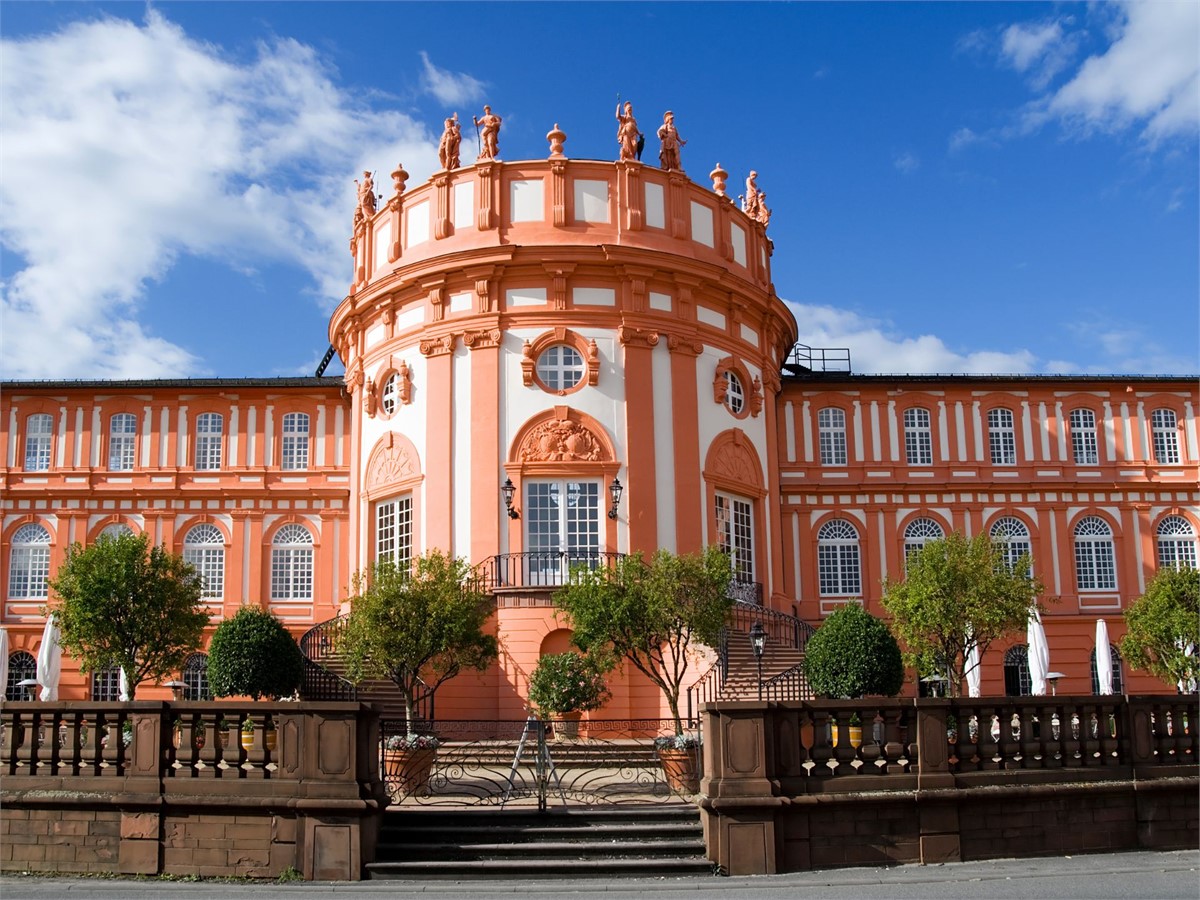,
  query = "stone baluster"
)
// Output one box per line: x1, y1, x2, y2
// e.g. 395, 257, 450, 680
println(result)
1080, 704, 1102, 765
830, 709, 857, 774
998, 707, 1022, 770
976, 707, 1000, 770
953, 704, 979, 772
808, 707, 833, 775
59, 708, 82, 776
881, 706, 908, 773
1097, 699, 1120, 766
1061, 703, 1083, 766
